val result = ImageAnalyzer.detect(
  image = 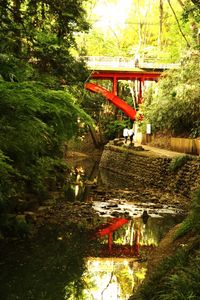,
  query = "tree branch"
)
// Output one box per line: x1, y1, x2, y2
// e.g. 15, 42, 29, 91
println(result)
167, 0, 190, 48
